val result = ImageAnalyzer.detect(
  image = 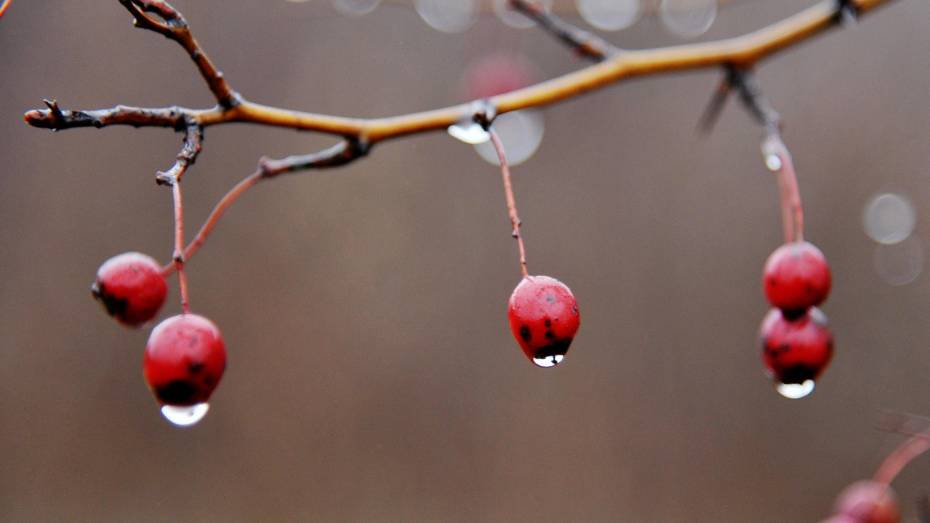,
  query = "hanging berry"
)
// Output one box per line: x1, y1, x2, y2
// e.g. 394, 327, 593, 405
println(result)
759, 307, 833, 399
763, 240, 831, 314
91, 252, 168, 327
508, 275, 580, 367
144, 313, 226, 426
486, 126, 581, 368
